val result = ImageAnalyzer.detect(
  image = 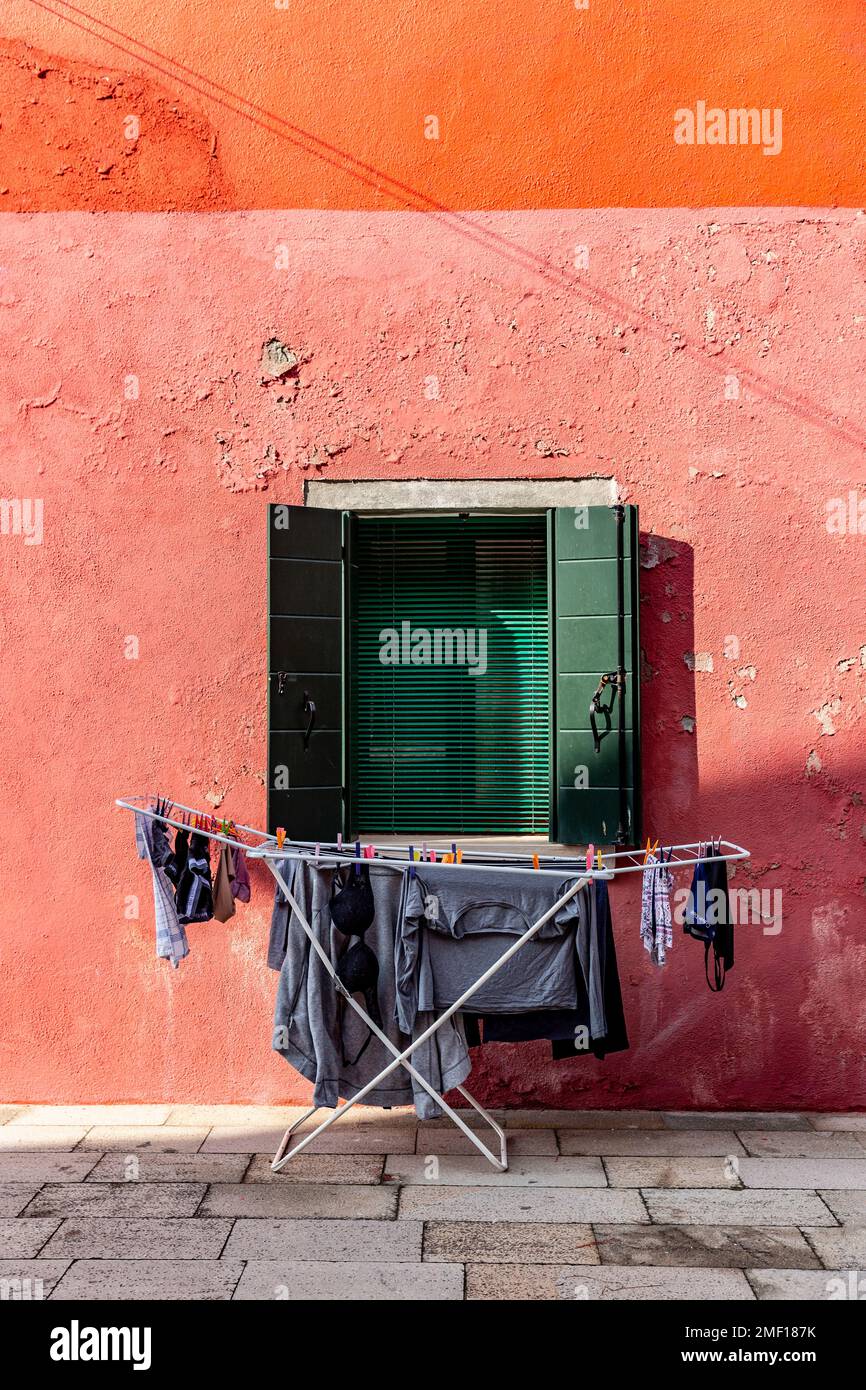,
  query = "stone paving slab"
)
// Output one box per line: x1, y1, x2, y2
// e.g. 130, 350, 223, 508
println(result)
737, 1130, 866, 1158
738, 1158, 866, 1189
201, 1125, 416, 1154
592, 1224, 821, 1269
605, 1158, 738, 1189
466, 1263, 755, 1300
242, 1154, 383, 1184
85, 1152, 251, 1184
423, 1220, 599, 1264
165, 1105, 313, 1127
663, 1112, 814, 1131
199, 1182, 397, 1220
559, 1130, 744, 1157
77, 1127, 210, 1153
802, 1225, 866, 1267
233, 1259, 463, 1300
0, 1127, 89, 1152
0, 1184, 41, 1216
24, 1182, 207, 1219
643, 1188, 837, 1226
0, 1152, 100, 1183
222, 1217, 423, 1261
417, 1128, 558, 1156
746, 1268, 849, 1300
50, 1259, 243, 1301
398, 1185, 648, 1223
0, 1217, 61, 1258
817, 1190, 866, 1224
10, 1107, 172, 1128
808, 1114, 866, 1132
498, 1110, 664, 1130
384, 1155, 605, 1186
0, 1260, 70, 1296
41, 1218, 233, 1260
